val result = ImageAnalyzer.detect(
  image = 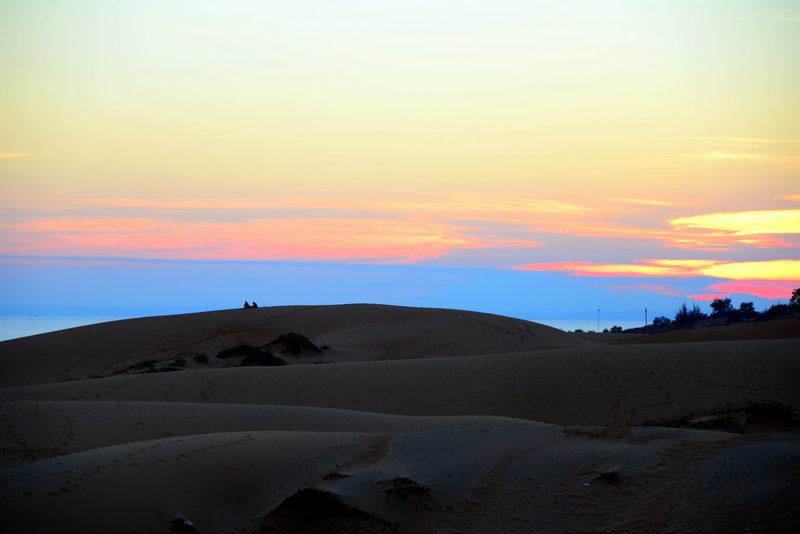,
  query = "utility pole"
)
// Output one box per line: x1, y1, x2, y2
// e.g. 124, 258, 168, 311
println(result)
645, 307, 648, 327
